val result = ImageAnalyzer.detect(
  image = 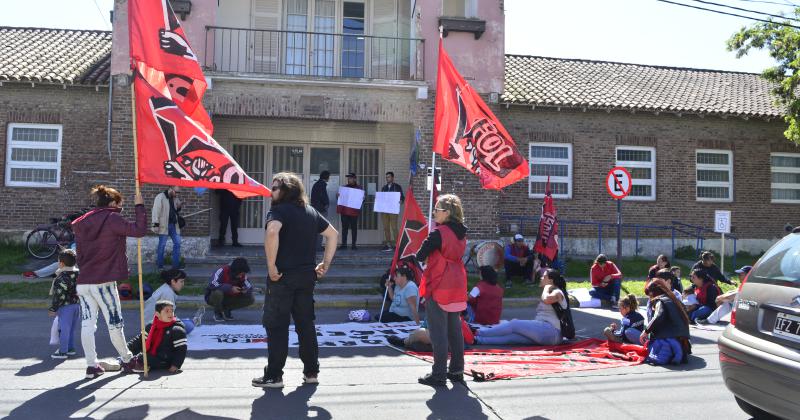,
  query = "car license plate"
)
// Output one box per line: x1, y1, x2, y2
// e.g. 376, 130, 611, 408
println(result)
774, 312, 800, 343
